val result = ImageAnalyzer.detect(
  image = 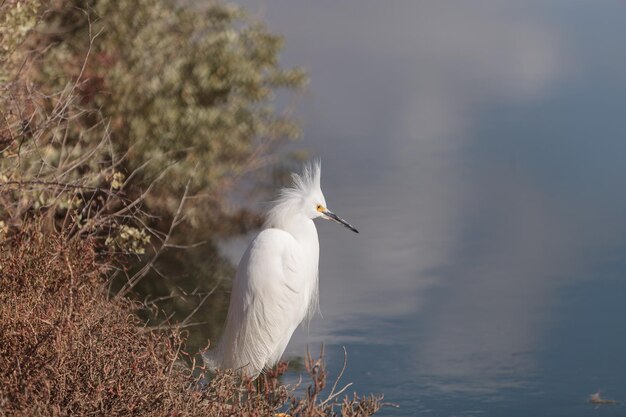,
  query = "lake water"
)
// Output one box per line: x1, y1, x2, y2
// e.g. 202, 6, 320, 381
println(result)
223, 1, 626, 415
